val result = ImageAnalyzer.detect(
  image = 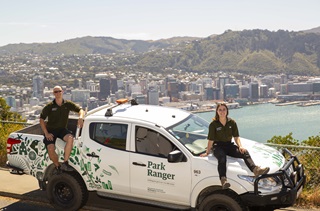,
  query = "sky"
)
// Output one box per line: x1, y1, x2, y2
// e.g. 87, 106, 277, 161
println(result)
1, 0, 319, 47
